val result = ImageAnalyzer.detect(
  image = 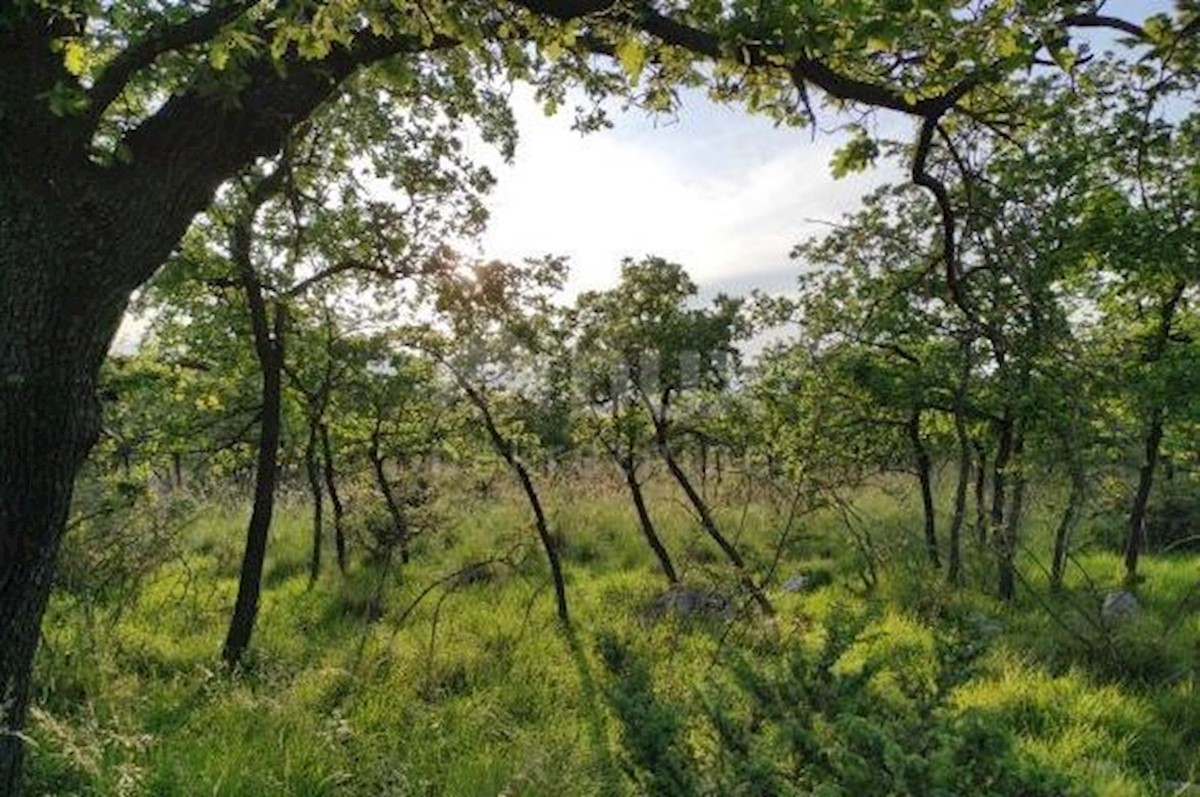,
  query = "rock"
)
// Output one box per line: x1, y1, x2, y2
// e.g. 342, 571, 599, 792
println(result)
1101, 590, 1141, 621
781, 569, 833, 593
647, 587, 732, 620
782, 574, 809, 593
